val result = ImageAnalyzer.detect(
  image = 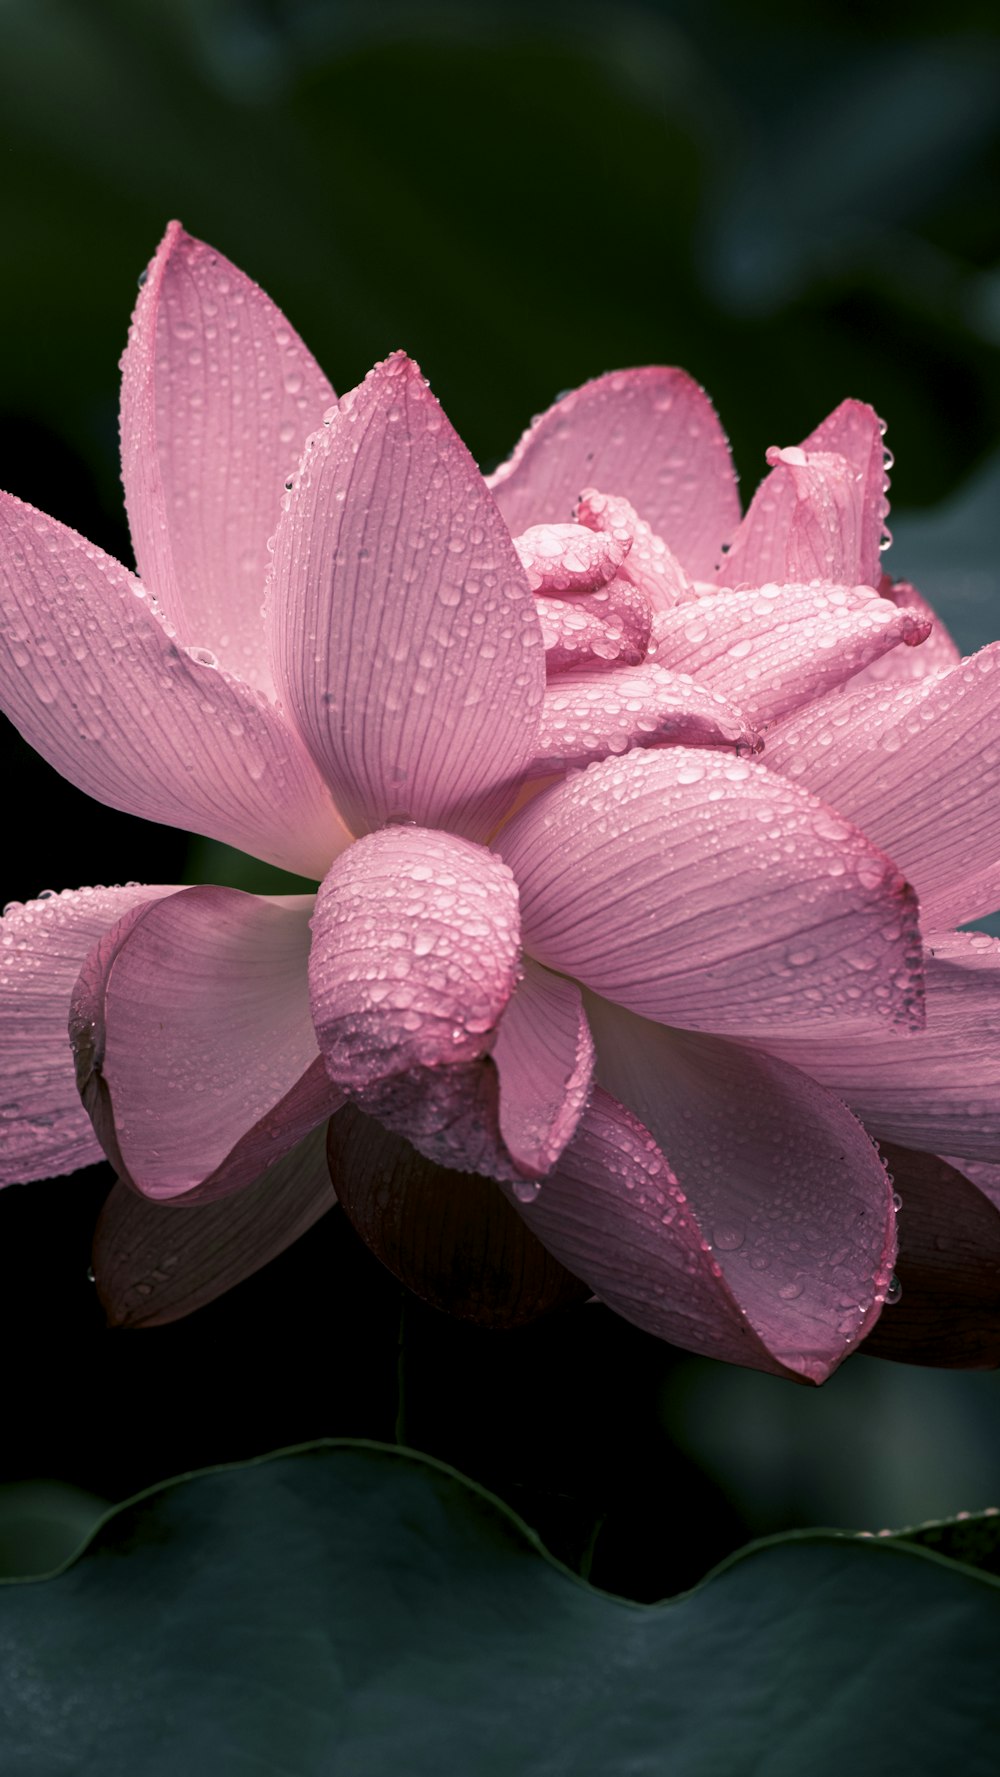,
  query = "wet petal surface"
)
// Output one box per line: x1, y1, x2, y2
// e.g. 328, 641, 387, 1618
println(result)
0, 493, 346, 878
268, 354, 544, 840
121, 222, 335, 696
498, 748, 924, 1037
